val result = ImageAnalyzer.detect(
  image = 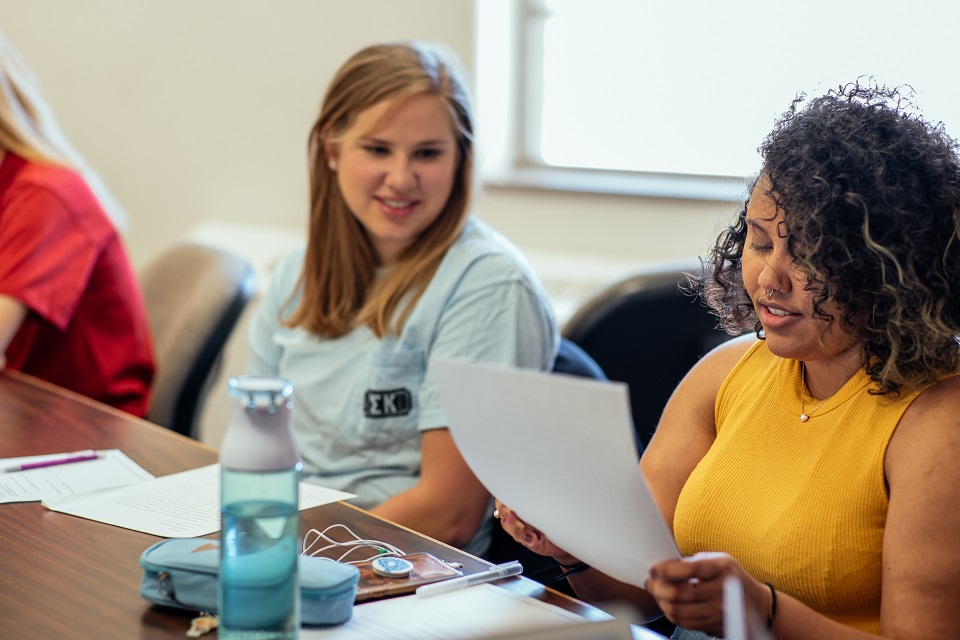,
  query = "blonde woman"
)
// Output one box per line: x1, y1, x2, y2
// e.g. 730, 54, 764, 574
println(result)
0, 32, 154, 416
249, 41, 558, 554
